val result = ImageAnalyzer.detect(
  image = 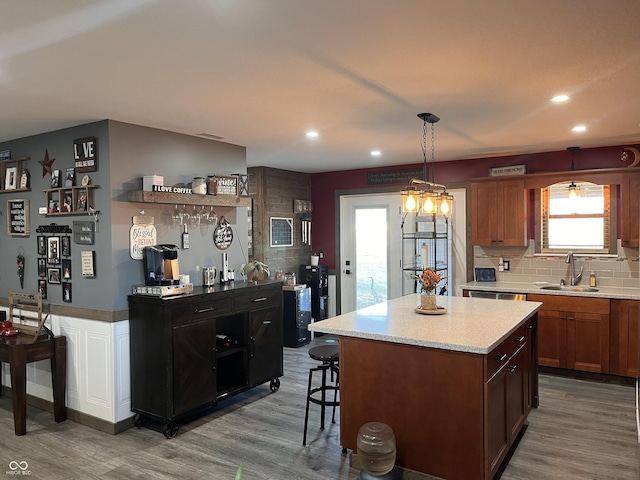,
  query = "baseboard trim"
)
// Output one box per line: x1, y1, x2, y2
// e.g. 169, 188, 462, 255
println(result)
1, 386, 134, 435
540, 366, 635, 387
